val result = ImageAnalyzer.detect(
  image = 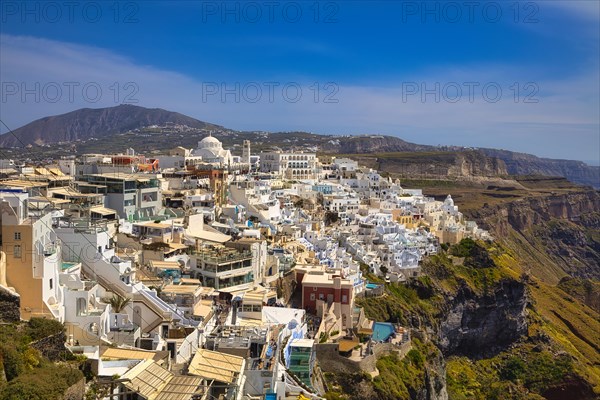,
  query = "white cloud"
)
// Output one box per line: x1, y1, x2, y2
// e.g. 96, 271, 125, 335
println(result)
542, 1, 600, 21
0, 34, 598, 161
